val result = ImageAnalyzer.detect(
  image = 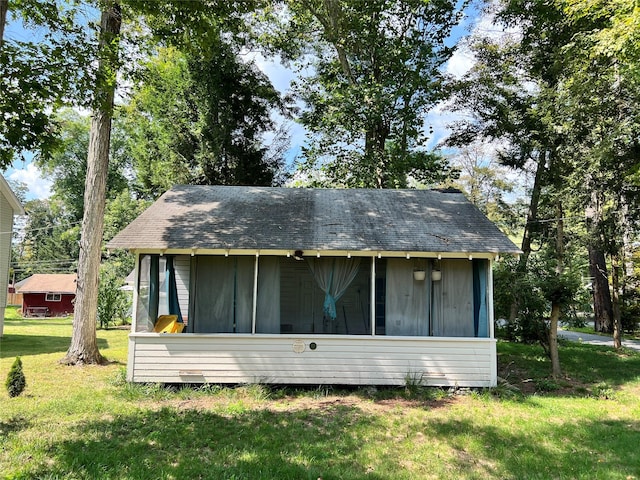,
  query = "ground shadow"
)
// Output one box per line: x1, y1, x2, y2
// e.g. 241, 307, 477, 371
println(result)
15, 401, 640, 479
25, 405, 390, 480
0, 334, 109, 358
497, 340, 640, 396
426, 416, 640, 478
